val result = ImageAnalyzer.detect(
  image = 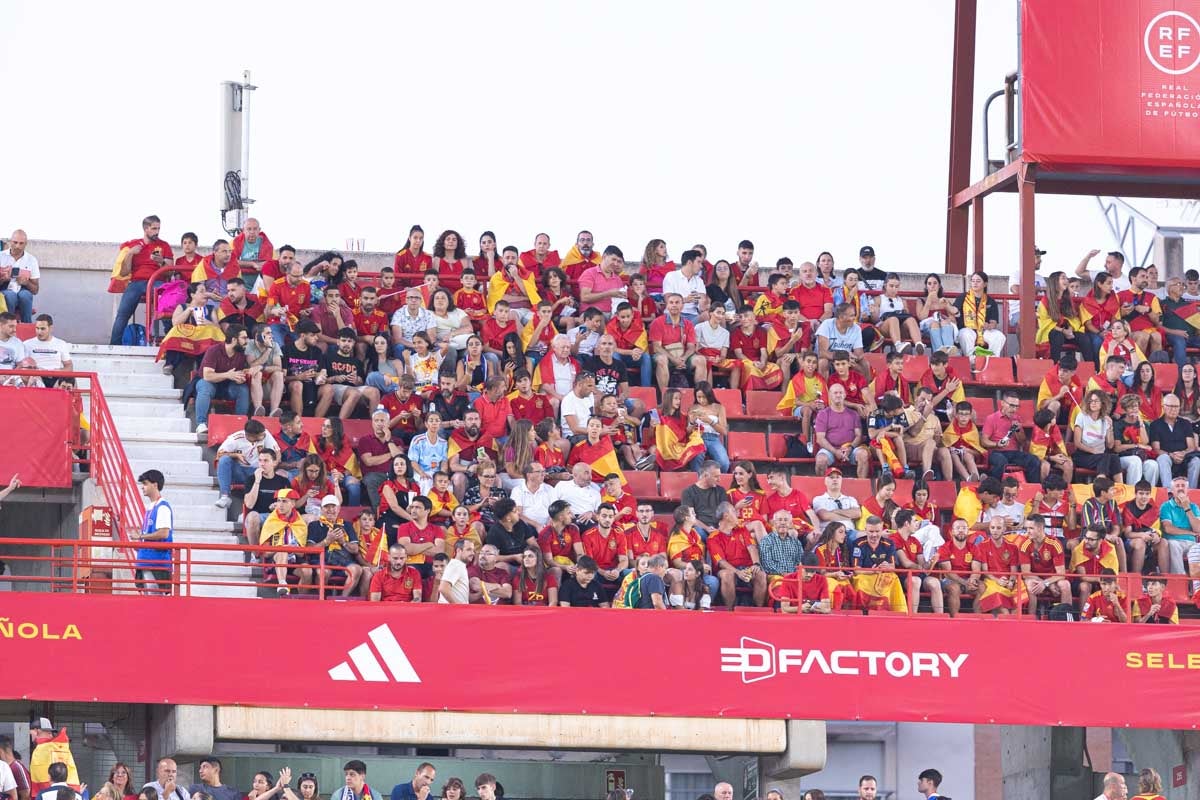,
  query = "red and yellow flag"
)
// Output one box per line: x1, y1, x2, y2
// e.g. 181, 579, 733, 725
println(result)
654, 415, 706, 471
851, 571, 908, 612
486, 268, 541, 313
777, 372, 827, 414
571, 437, 626, 485
976, 576, 1028, 613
